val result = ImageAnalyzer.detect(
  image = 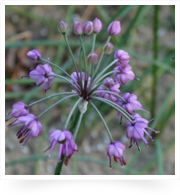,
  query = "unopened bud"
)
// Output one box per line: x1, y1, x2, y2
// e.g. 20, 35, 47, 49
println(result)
107, 19, 121, 36
58, 21, 68, 34
103, 42, 114, 55
73, 21, 83, 35
83, 21, 93, 35
93, 17, 102, 33
87, 52, 99, 65
114, 49, 130, 65
27, 49, 41, 63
